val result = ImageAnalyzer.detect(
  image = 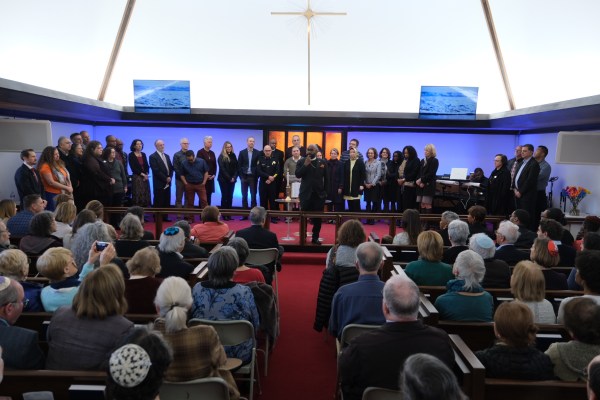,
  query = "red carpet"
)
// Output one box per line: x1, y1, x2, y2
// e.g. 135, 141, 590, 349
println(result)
258, 252, 338, 400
